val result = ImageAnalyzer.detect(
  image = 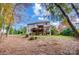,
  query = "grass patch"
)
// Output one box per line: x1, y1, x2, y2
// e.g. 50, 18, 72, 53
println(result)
51, 35, 75, 40
32, 35, 75, 40
9, 35, 75, 40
